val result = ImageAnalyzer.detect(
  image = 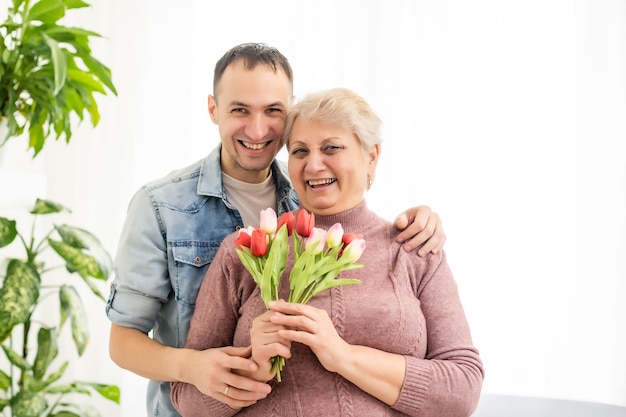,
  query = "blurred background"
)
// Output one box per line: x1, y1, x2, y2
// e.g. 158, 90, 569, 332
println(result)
1, 1, 624, 416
